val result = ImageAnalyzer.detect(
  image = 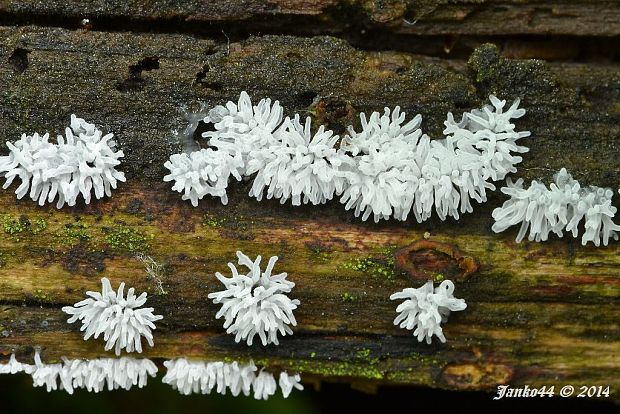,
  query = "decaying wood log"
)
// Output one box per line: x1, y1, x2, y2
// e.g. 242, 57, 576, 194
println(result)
2, 0, 620, 36
0, 16, 618, 401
